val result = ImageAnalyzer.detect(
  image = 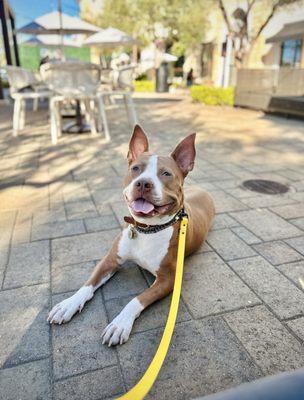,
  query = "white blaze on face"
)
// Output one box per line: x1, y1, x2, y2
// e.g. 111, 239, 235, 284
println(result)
124, 155, 163, 202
